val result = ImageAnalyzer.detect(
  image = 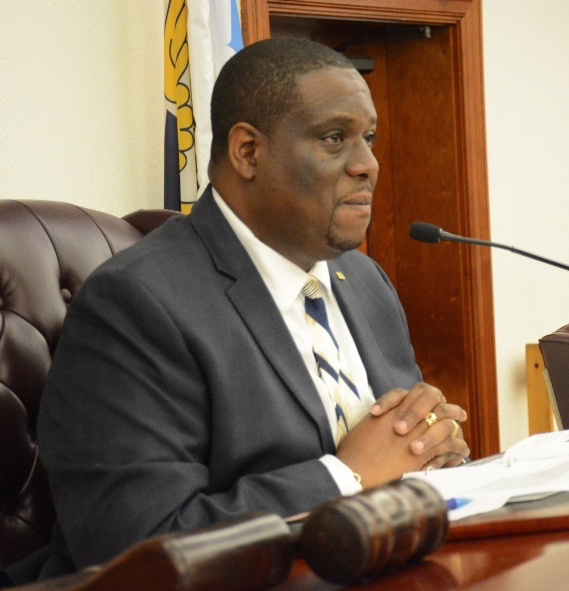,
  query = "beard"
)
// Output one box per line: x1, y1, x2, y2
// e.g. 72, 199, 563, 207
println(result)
325, 228, 366, 255
325, 212, 369, 255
